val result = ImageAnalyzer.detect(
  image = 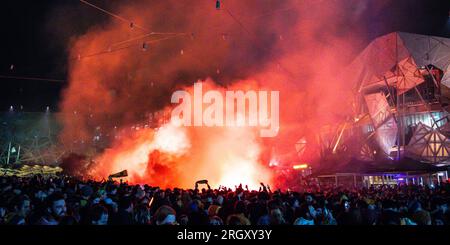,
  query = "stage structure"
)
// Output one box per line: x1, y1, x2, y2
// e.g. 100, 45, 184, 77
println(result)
314, 32, 450, 166
0, 112, 65, 166
0, 109, 172, 167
